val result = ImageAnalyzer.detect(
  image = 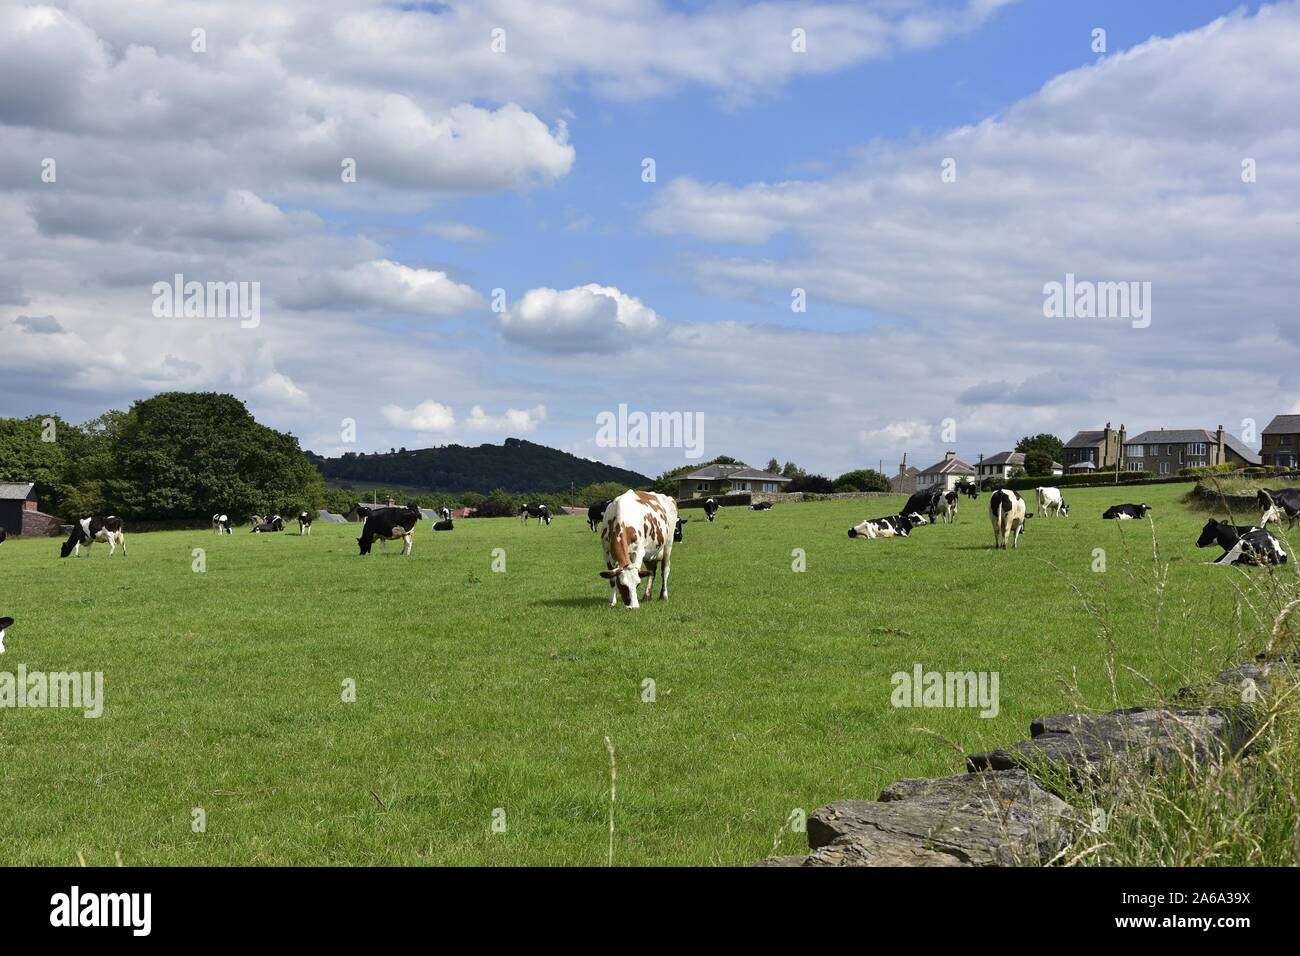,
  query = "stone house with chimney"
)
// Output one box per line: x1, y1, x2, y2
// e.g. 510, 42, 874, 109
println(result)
1123, 426, 1259, 475
1260, 415, 1300, 468
916, 452, 976, 492
1062, 423, 1126, 472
